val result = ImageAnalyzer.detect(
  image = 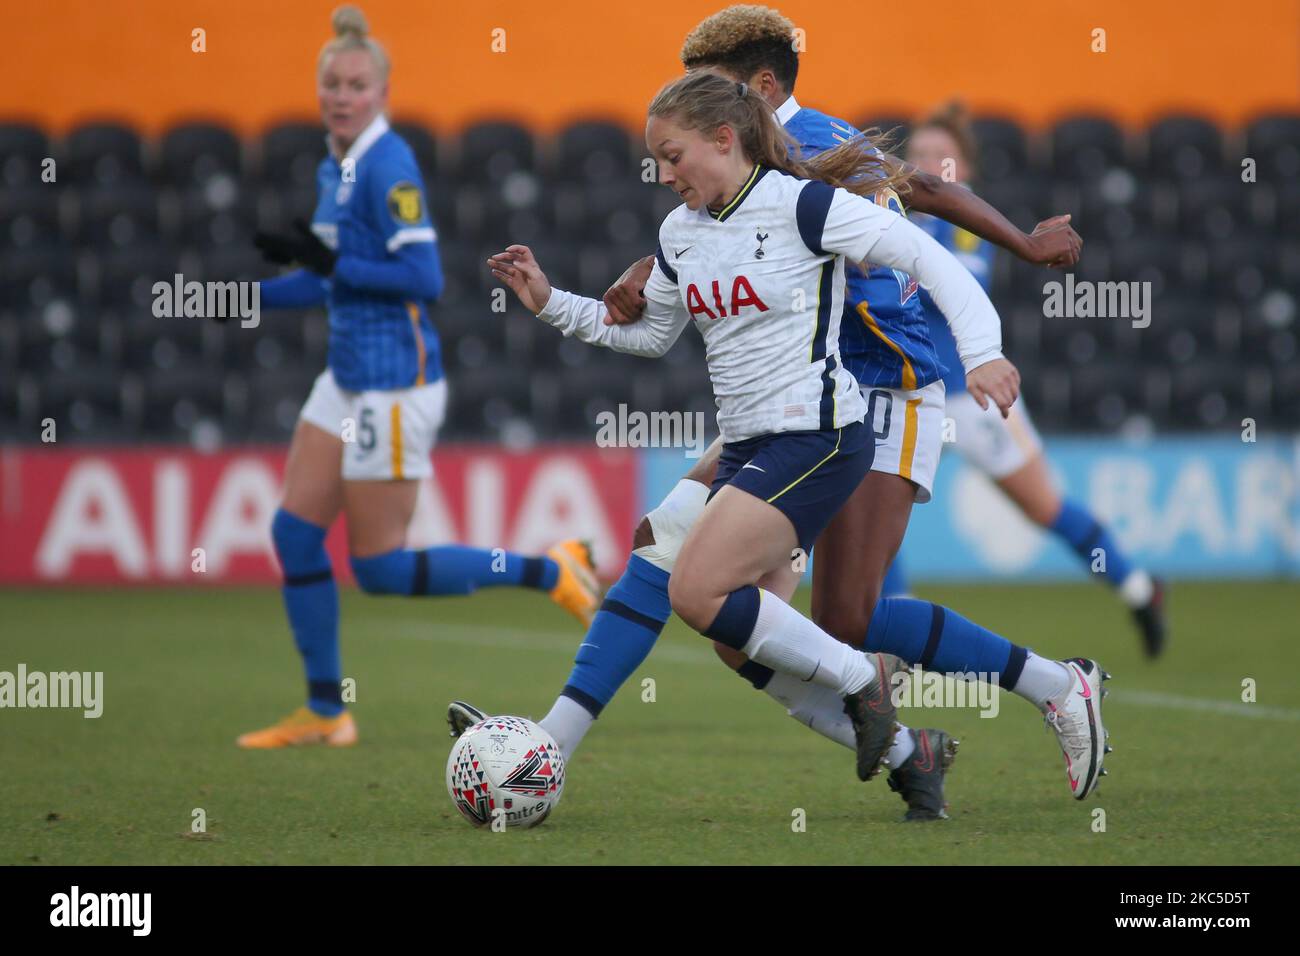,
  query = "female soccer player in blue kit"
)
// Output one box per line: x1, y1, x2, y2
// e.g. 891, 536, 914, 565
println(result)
236, 6, 598, 748
892, 101, 1167, 657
